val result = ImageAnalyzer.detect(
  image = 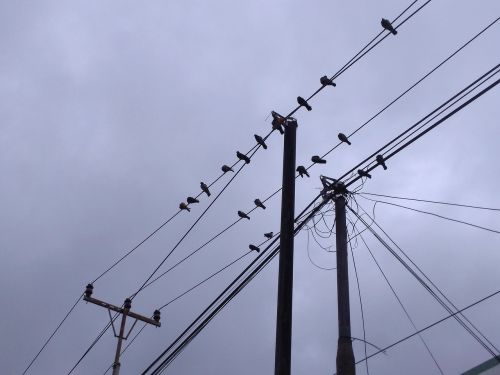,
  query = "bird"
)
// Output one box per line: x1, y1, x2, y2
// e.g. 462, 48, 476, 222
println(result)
381, 18, 397, 35
358, 169, 372, 179
338, 133, 352, 145
271, 111, 285, 134
179, 202, 190, 212
254, 199, 266, 210
187, 196, 199, 204
297, 96, 312, 111
200, 182, 211, 196
264, 232, 274, 239
320, 75, 336, 87
238, 211, 250, 220
249, 244, 260, 253
311, 155, 327, 164
236, 151, 251, 164
376, 154, 387, 170
254, 134, 267, 149
296, 165, 310, 178
221, 164, 234, 173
